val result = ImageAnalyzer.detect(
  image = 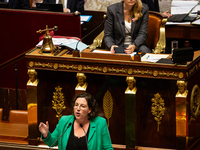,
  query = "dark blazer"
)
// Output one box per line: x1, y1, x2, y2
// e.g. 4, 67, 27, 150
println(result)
43, 0, 84, 14
104, 2, 149, 50
8, 0, 30, 9
141, 0, 159, 12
